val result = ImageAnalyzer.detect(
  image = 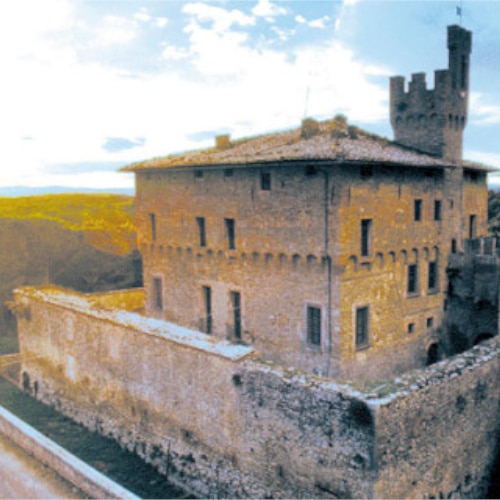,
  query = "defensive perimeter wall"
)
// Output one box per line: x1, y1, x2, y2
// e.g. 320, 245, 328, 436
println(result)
11, 286, 500, 499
